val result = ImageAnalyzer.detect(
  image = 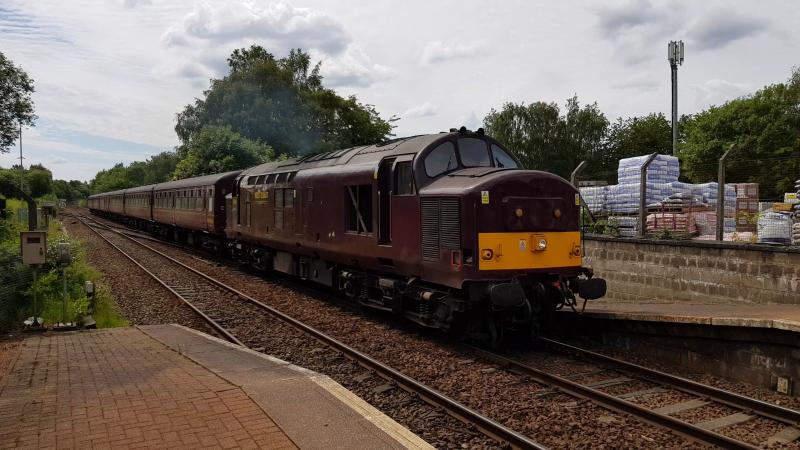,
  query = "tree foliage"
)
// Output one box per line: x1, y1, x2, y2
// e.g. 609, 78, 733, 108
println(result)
483, 96, 608, 178
175, 46, 393, 156
0, 52, 36, 153
679, 68, 800, 200
595, 113, 673, 182
89, 151, 180, 194
173, 125, 274, 179
26, 164, 52, 198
